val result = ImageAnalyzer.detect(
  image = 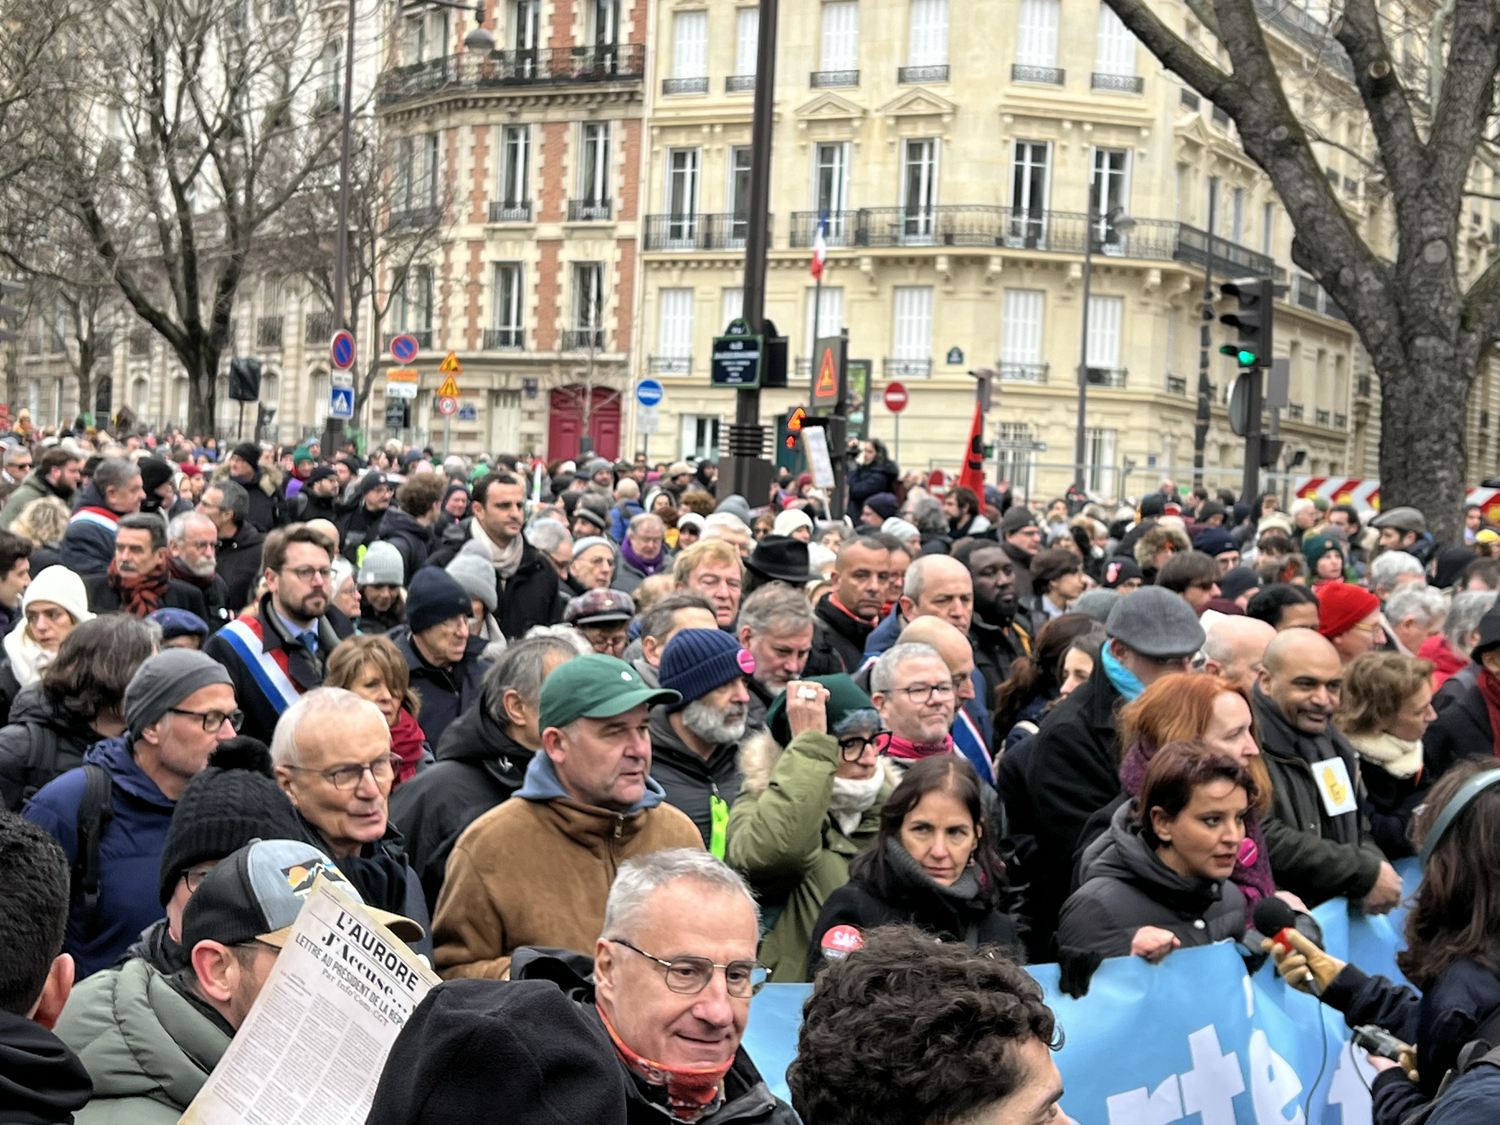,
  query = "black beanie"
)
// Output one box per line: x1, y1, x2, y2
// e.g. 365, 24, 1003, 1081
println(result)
138, 457, 175, 495
156, 737, 301, 906
406, 567, 474, 634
